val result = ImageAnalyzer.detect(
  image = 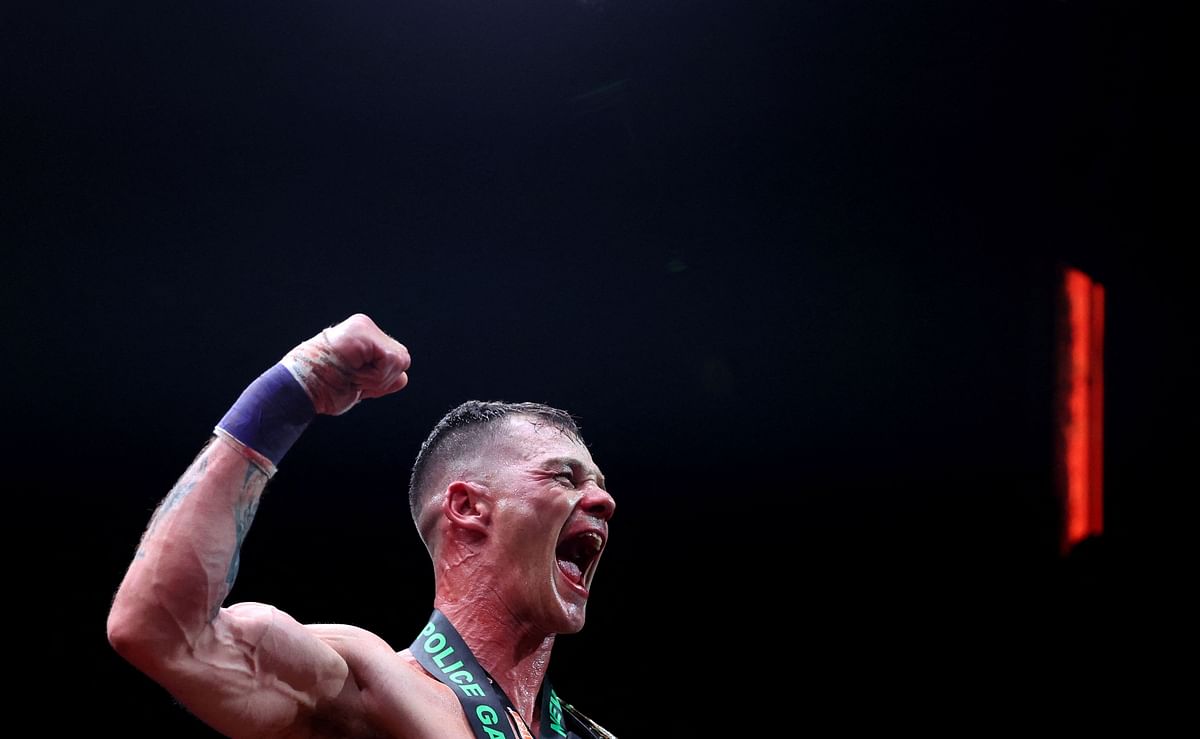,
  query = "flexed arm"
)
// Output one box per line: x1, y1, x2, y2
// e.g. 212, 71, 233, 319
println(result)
107, 314, 410, 737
